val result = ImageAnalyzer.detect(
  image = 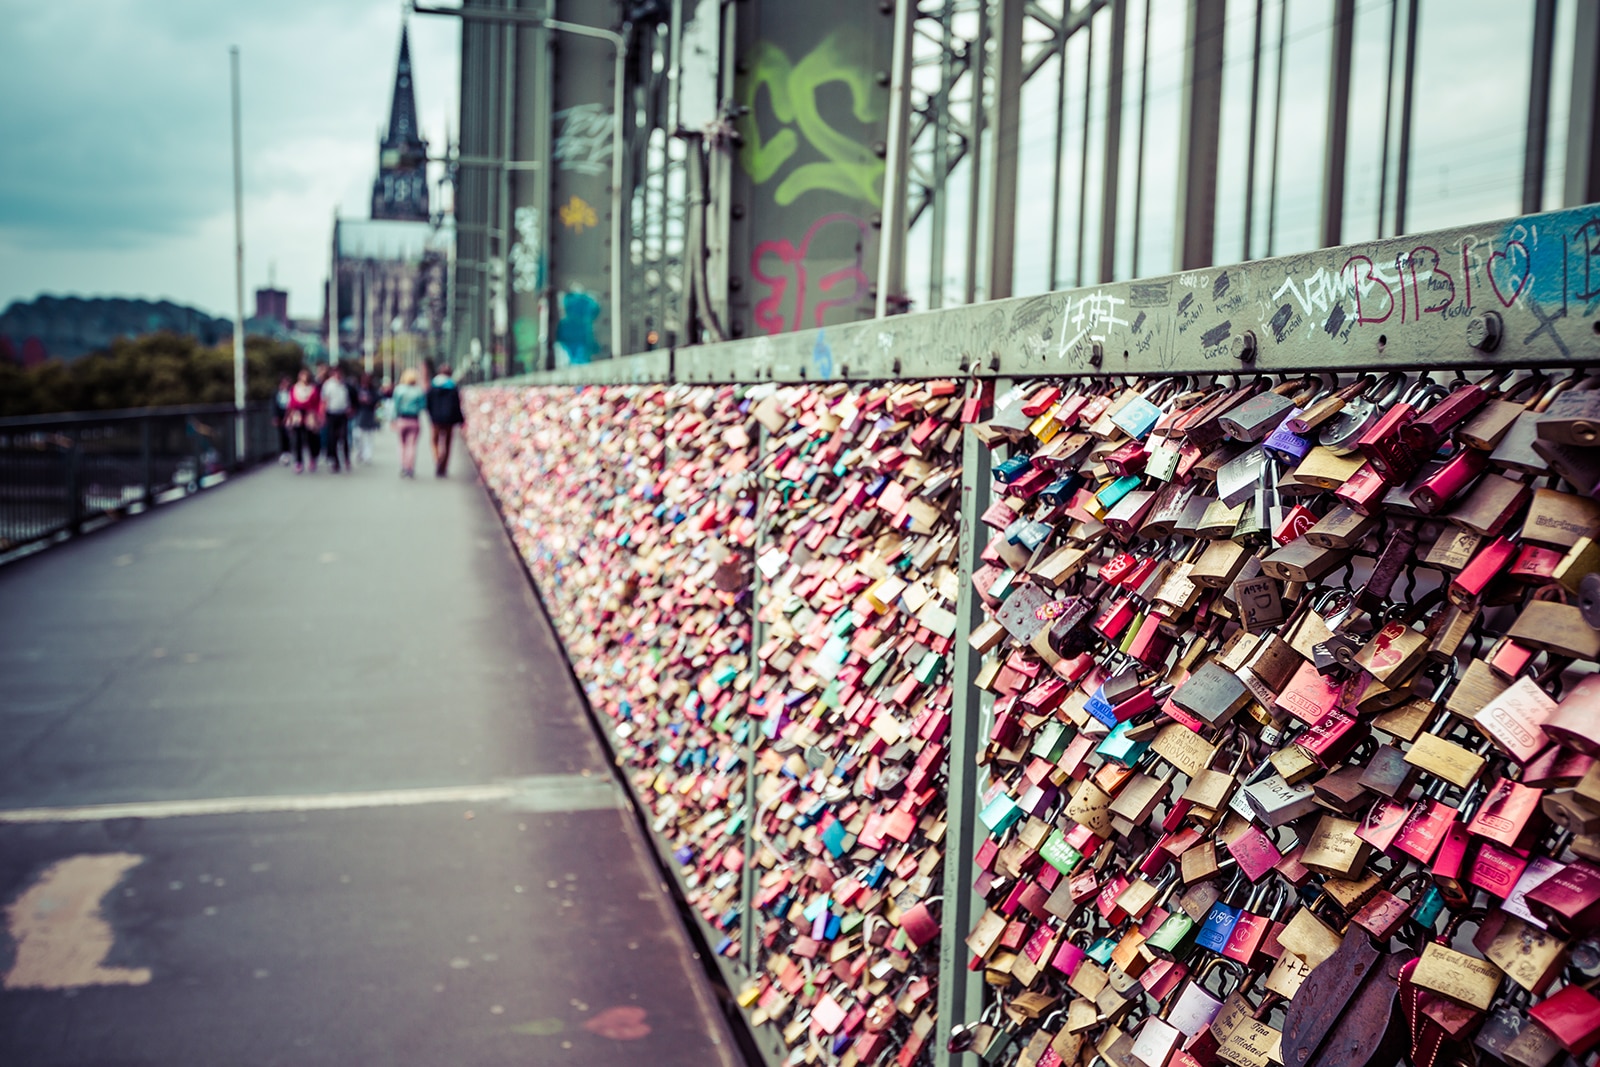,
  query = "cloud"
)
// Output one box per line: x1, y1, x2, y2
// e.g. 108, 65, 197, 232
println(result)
0, 0, 458, 318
